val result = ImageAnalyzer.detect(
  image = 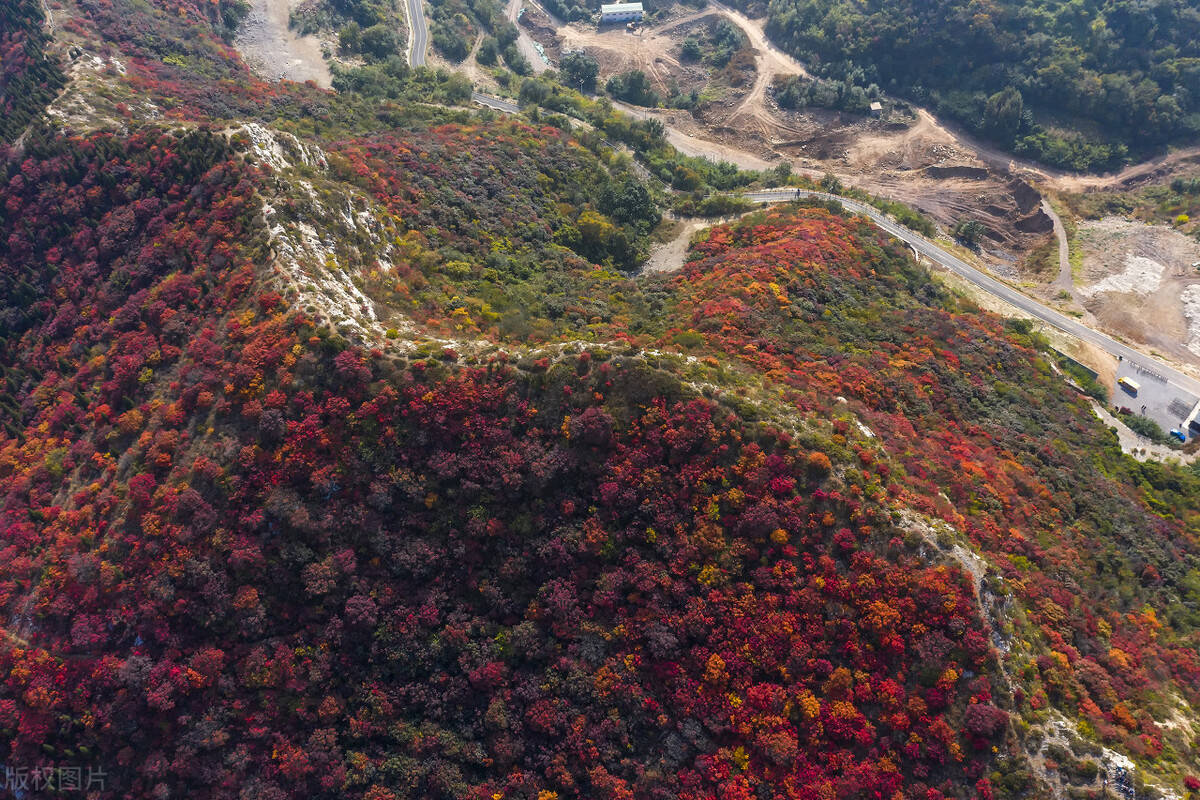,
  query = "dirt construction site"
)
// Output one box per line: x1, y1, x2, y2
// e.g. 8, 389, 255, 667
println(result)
1071, 218, 1200, 366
